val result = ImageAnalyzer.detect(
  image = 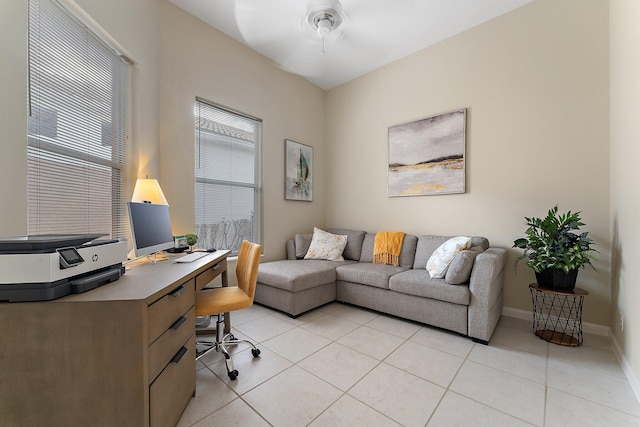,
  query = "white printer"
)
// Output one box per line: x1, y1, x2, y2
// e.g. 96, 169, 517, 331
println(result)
0, 234, 128, 302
